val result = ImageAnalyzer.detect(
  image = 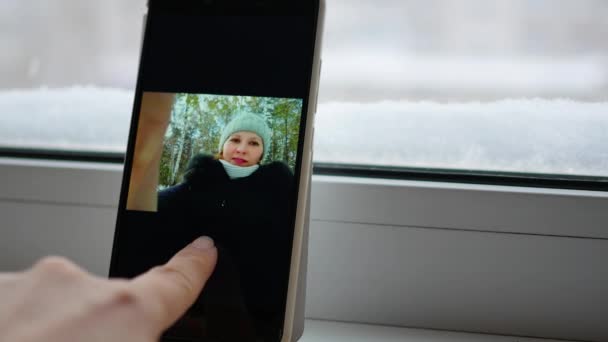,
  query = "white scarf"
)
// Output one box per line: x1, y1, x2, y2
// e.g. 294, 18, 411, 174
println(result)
219, 159, 260, 179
